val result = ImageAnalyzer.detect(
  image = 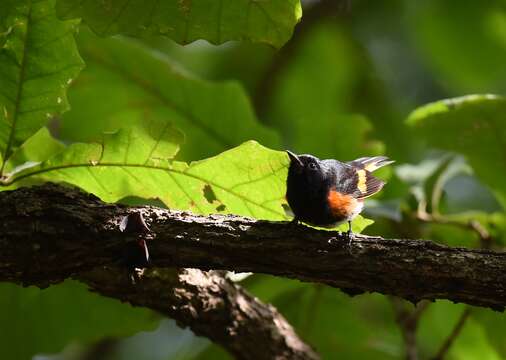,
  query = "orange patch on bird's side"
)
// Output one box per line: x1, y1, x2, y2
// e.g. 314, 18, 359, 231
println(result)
327, 190, 357, 218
